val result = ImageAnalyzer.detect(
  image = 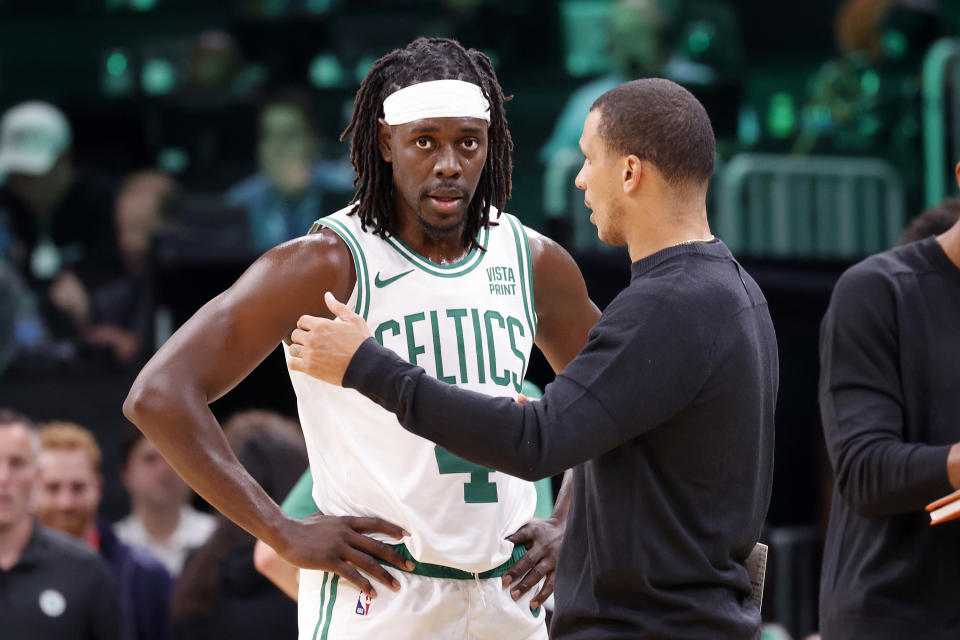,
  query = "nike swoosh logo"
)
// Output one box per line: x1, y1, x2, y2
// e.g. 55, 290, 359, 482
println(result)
374, 269, 414, 288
